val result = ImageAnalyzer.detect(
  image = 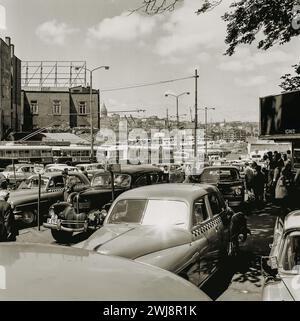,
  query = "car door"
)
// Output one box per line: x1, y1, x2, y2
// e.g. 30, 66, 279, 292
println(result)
182, 196, 211, 287
206, 192, 227, 261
